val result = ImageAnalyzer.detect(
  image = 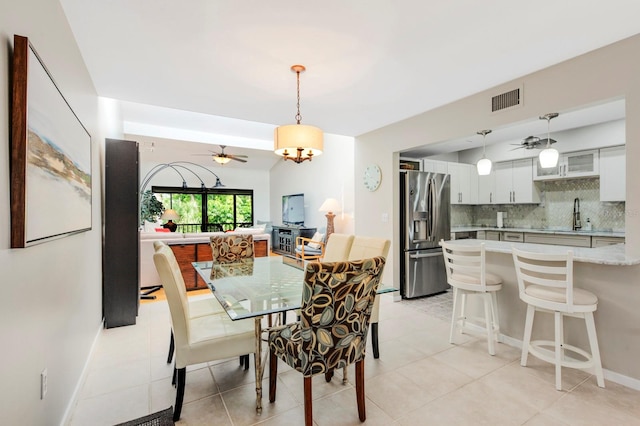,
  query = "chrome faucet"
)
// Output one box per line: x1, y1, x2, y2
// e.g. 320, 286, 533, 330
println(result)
573, 198, 582, 230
